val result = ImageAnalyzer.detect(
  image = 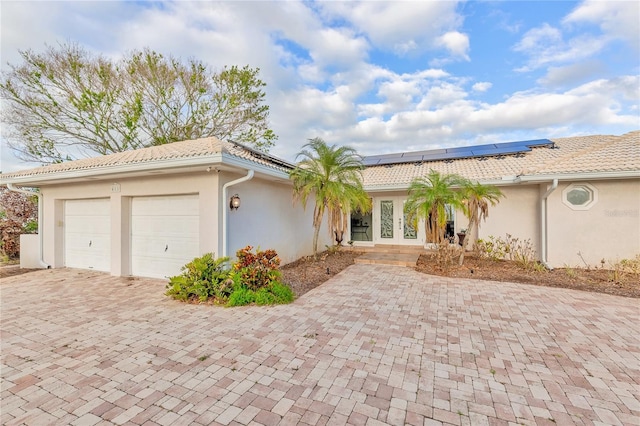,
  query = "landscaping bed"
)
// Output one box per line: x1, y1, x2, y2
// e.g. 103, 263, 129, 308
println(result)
415, 253, 639, 299
281, 250, 639, 299
281, 250, 363, 297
